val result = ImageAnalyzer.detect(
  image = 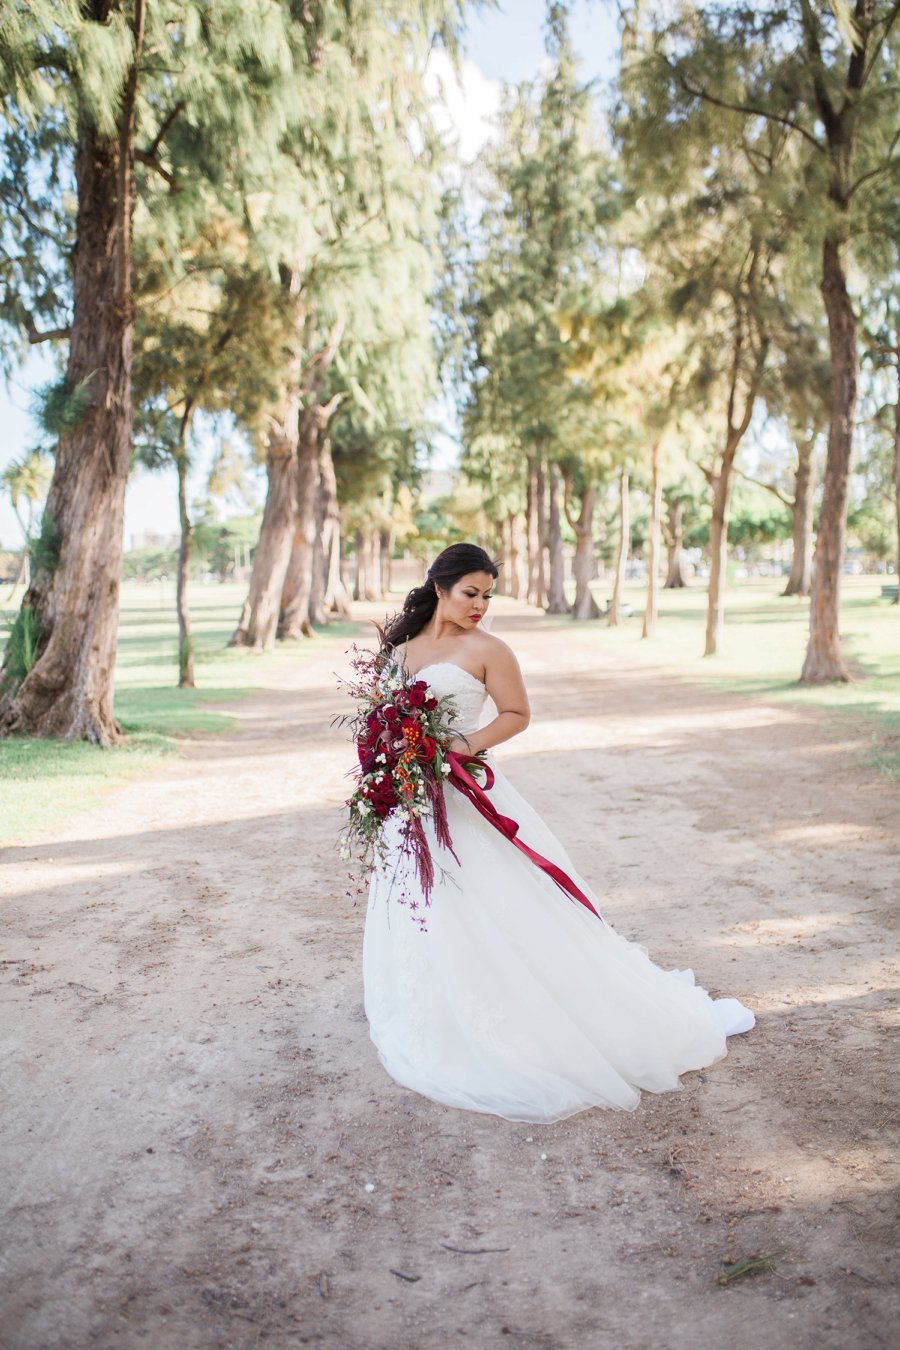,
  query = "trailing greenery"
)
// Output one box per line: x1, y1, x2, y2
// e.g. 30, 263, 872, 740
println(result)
1, 603, 40, 694
28, 511, 60, 576
33, 373, 96, 441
